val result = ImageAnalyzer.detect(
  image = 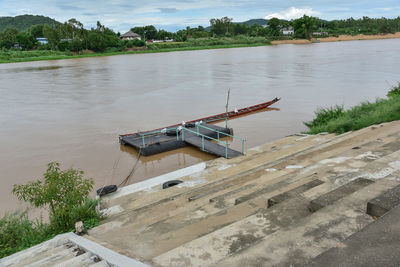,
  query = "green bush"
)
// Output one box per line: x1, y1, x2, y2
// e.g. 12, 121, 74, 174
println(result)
132, 39, 145, 47
52, 197, 101, 232
387, 82, 400, 98
13, 162, 95, 232
0, 163, 104, 258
